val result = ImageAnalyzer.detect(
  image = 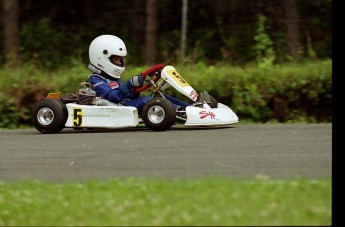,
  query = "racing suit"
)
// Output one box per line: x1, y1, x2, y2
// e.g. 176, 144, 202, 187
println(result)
87, 73, 190, 112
